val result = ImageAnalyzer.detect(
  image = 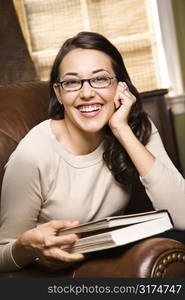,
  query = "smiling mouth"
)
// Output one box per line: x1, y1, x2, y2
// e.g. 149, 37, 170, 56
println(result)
77, 104, 102, 113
